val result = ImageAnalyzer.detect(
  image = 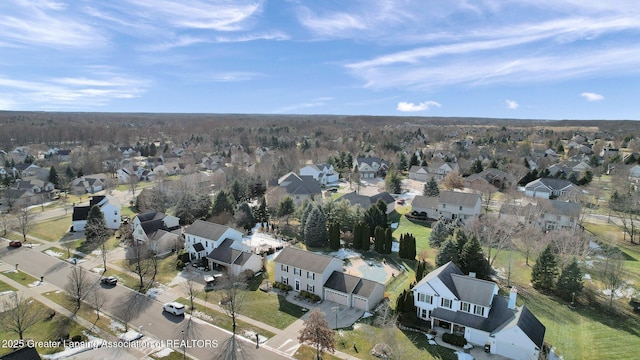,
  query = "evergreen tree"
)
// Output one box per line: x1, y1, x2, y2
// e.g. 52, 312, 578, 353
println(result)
384, 228, 393, 254
374, 226, 385, 253
429, 219, 454, 248
364, 204, 387, 236
531, 245, 559, 291
352, 222, 363, 250
436, 239, 460, 267
555, 258, 583, 302
253, 196, 269, 224
454, 229, 468, 253
299, 202, 314, 232
459, 235, 490, 279
235, 202, 255, 232
398, 153, 408, 171
384, 168, 402, 194
65, 165, 75, 180
399, 233, 416, 260
329, 222, 341, 251
415, 260, 430, 282
48, 166, 59, 187
423, 177, 440, 197
409, 153, 419, 167
277, 196, 295, 224
85, 205, 109, 244
471, 159, 484, 174
304, 206, 328, 248
212, 190, 233, 215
